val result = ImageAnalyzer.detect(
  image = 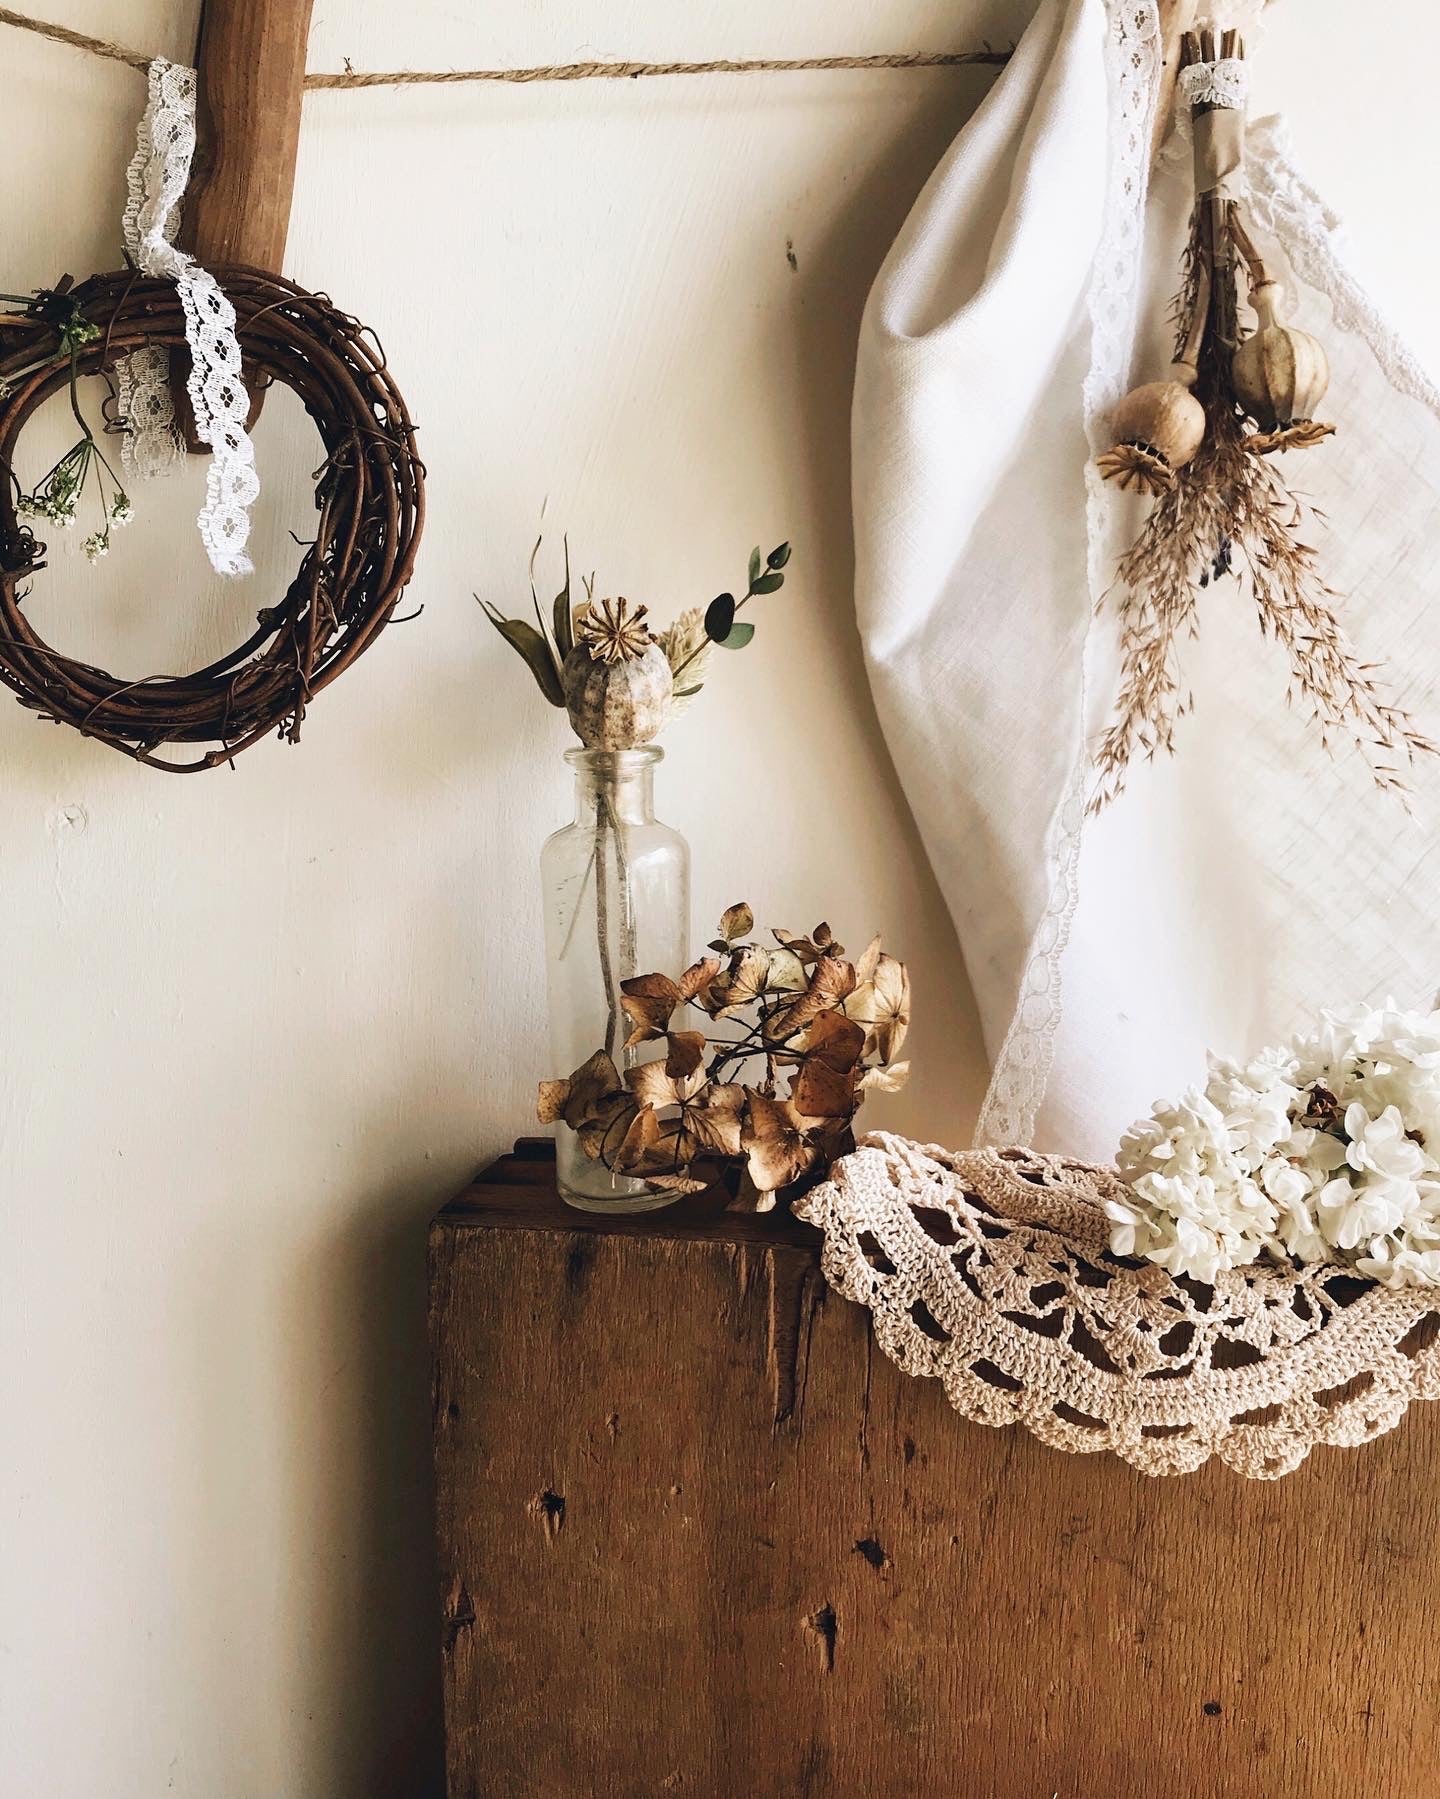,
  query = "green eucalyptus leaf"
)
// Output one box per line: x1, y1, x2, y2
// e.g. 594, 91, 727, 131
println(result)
481, 603, 565, 706
748, 545, 762, 586
750, 572, 785, 595
715, 620, 755, 650
766, 542, 792, 569
705, 593, 736, 642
